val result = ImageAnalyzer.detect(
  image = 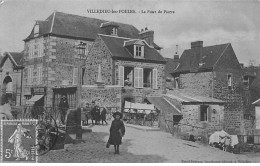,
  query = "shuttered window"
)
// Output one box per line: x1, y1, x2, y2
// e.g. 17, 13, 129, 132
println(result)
73, 68, 78, 85
134, 68, 143, 88
152, 69, 158, 89
118, 66, 124, 86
